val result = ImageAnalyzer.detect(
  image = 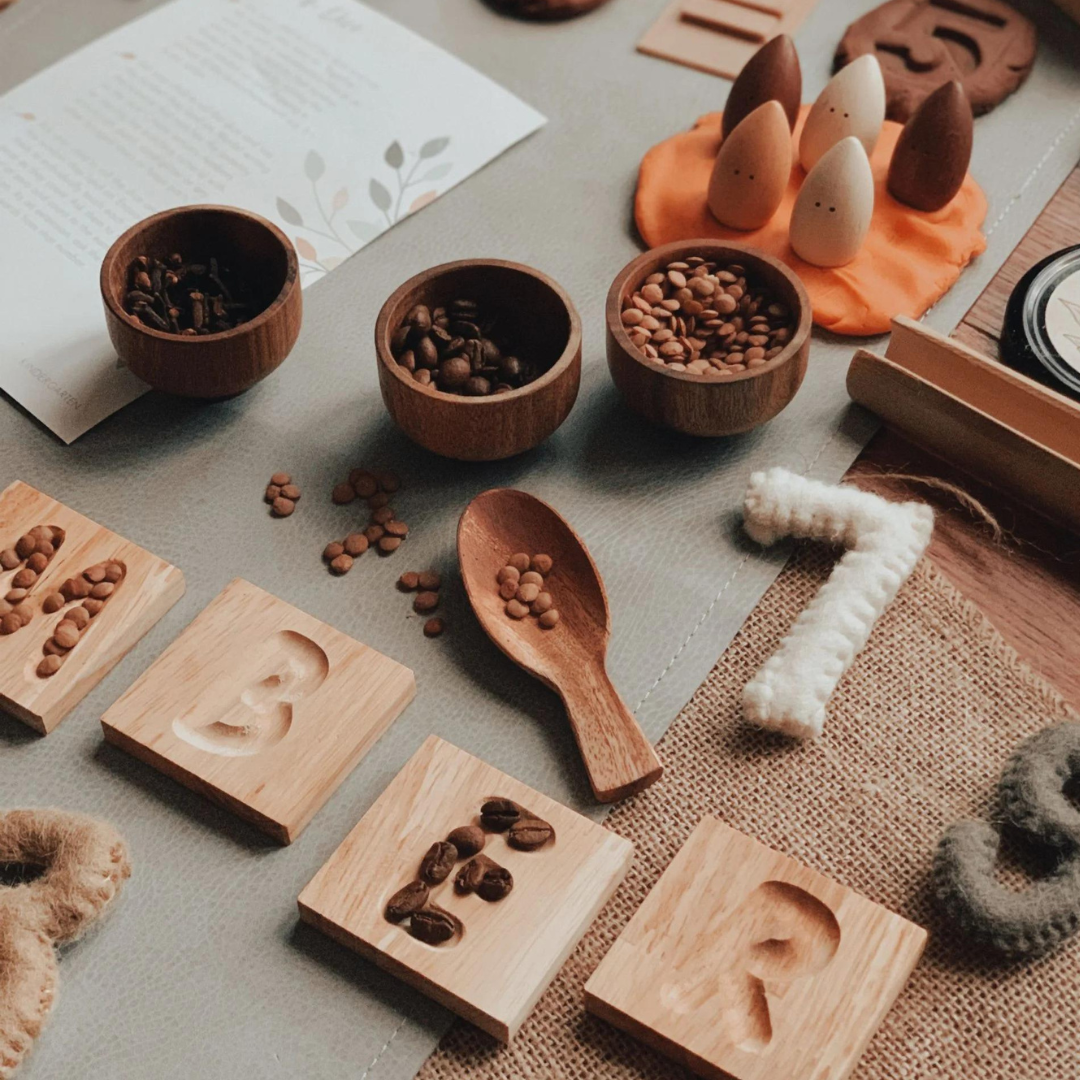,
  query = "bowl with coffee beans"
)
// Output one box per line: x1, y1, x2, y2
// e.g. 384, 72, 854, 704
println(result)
375, 259, 582, 461
606, 240, 811, 436
100, 205, 301, 398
